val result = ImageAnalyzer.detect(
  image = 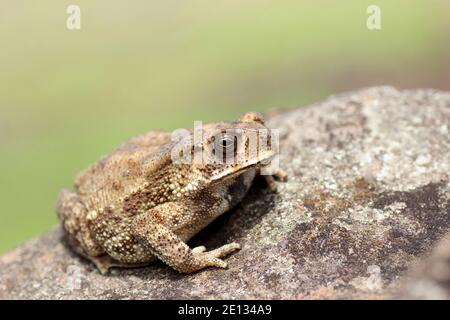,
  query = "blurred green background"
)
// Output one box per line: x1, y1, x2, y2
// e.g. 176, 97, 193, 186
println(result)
0, 0, 449, 254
